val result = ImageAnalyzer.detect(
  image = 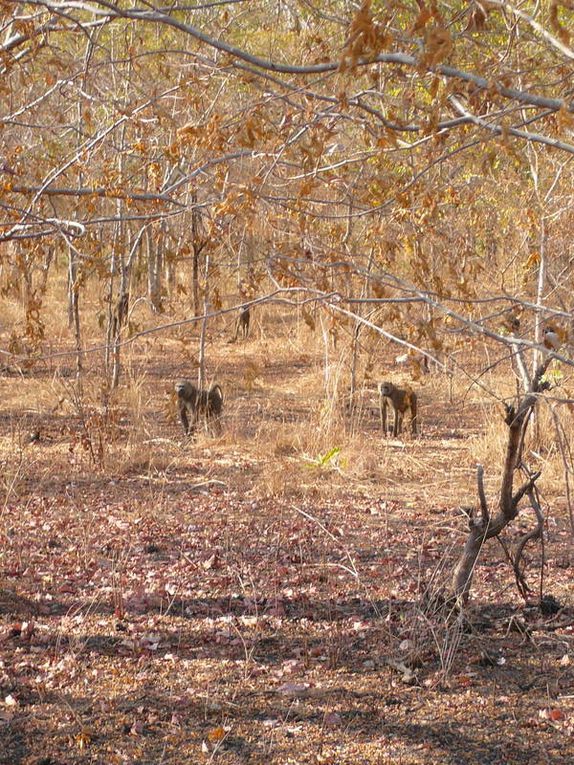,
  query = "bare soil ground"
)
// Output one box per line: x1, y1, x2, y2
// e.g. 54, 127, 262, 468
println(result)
1, 305, 574, 764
